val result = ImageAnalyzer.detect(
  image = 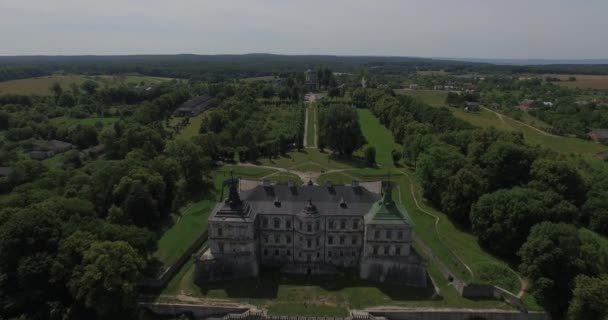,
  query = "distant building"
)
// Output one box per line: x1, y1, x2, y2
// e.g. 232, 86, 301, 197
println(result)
28, 150, 55, 160
28, 140, 73, 160
589, 129, 608, 143
0, 167, 11, 177
517, 99, 536, 112
409, 84, 418, 90
194, 179, 427, 287
173, 95, 212, 117
543, 101, 554, 107
305, 69, 319, 92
